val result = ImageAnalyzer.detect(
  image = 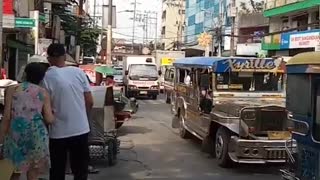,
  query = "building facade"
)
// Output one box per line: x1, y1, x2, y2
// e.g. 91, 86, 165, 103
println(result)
161, 0, 185, 50
262, 0, 320, 56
